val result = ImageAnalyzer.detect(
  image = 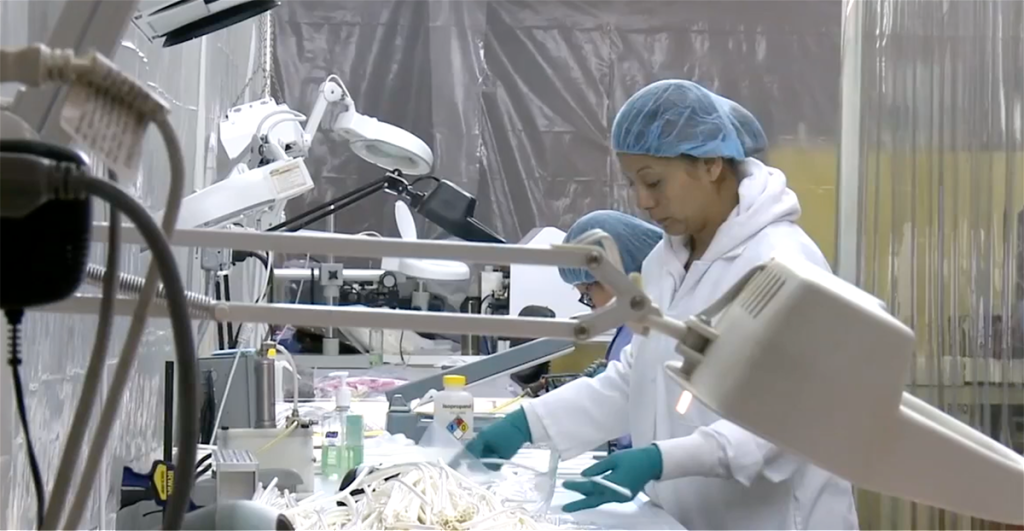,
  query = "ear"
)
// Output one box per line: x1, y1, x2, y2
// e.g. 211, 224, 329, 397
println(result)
702, 158, 725, 182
